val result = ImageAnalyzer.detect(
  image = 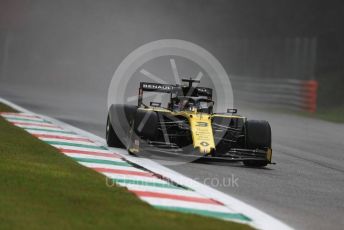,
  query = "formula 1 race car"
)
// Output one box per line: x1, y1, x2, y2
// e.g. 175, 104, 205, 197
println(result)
106, 78, 272, 167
